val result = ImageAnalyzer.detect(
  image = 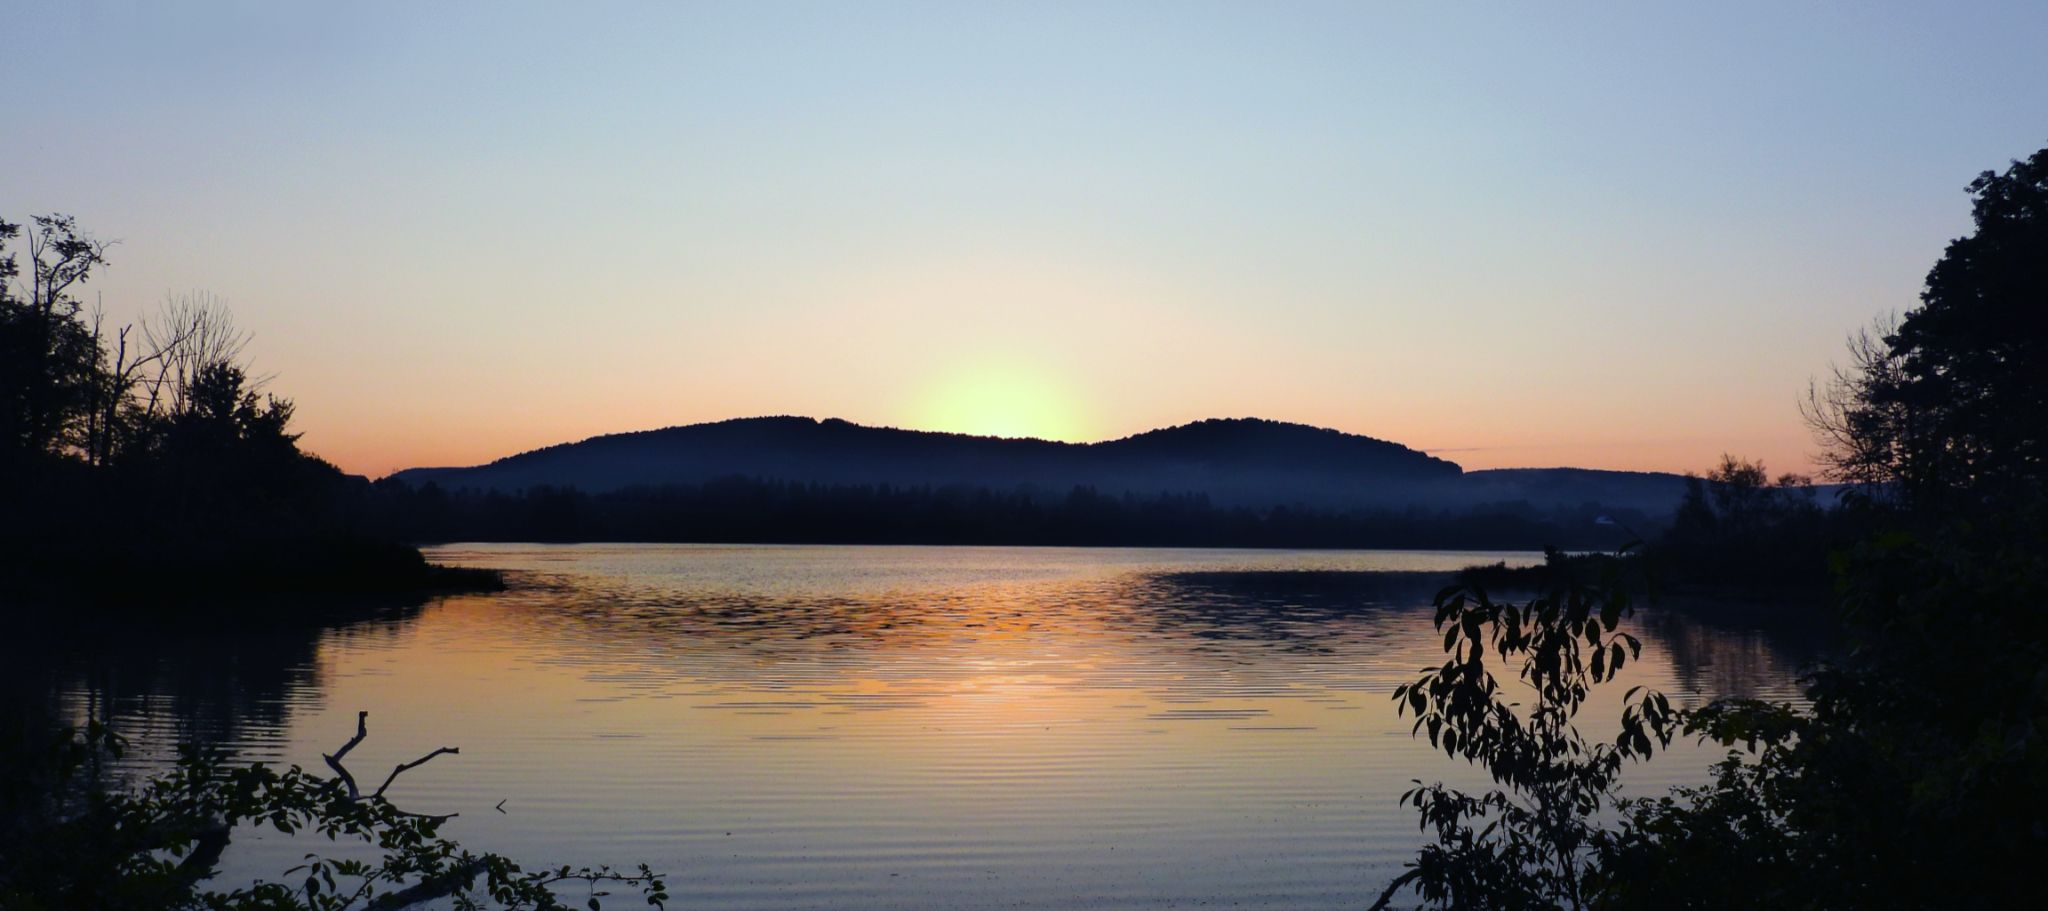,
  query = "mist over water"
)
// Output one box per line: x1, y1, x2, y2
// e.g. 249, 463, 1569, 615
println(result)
37, 545, 1808, 910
